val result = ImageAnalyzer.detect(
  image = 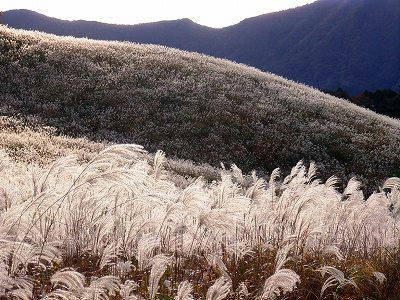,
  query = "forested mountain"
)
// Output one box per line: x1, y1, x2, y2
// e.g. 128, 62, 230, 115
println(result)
2, 0, 400, 94
327, 88, 400, 118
